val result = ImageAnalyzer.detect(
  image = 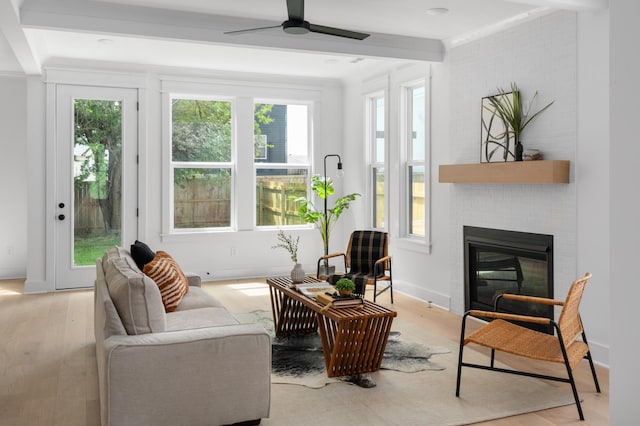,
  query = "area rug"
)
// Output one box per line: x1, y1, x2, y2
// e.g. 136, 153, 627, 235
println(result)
235, 310, 578, 425
235, 310, 450, 388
